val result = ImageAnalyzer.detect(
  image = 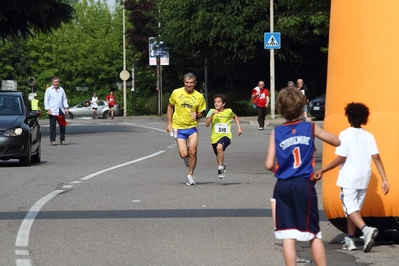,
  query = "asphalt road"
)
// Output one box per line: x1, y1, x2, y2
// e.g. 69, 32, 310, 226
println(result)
0, 116, 397, 265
